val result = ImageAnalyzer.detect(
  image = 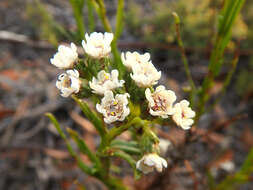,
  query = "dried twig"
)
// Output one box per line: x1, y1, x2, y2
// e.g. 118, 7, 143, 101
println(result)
0, 30, 53, 49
